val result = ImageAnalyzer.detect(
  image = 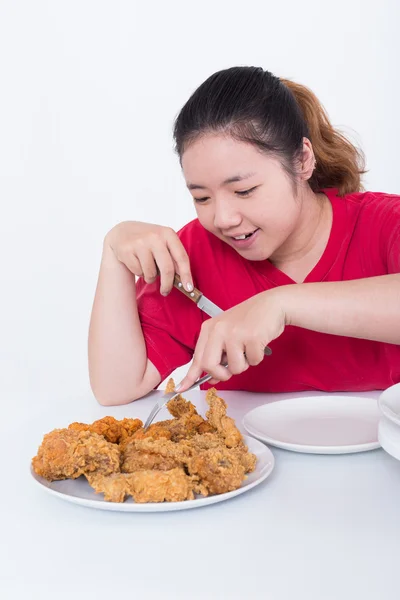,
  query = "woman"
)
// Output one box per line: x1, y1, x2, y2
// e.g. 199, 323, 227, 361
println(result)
88, 66, 400, 405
